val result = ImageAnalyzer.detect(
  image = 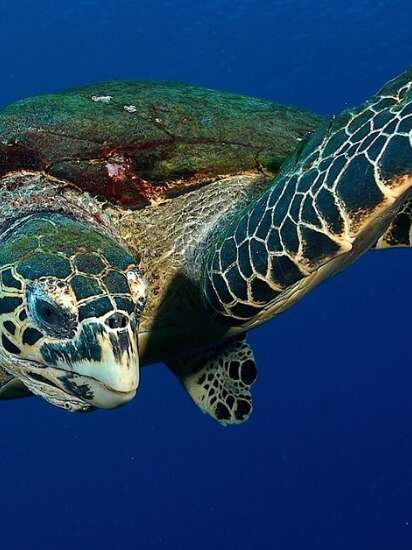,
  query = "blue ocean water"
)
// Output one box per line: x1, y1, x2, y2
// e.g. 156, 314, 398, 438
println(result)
1, 1, 412, 548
